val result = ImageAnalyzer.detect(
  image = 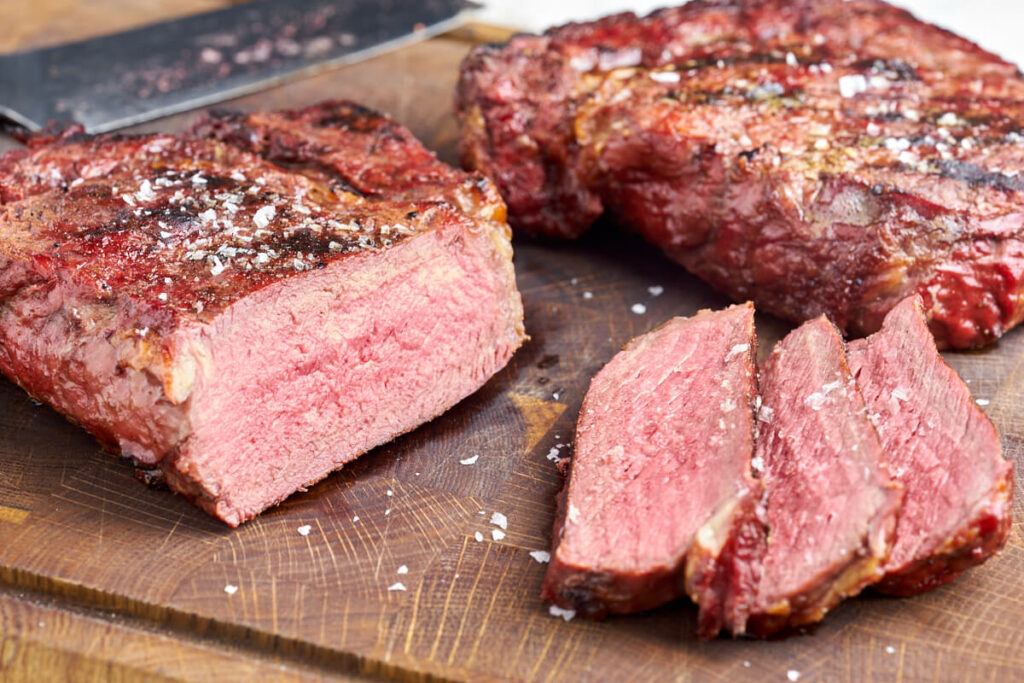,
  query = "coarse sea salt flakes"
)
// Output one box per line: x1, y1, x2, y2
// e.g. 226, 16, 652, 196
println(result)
650, 70, 680, 83
582, 291, 594, 300
209, 255, 226, 276
631, 303, 647, 315
297, 524, 311, 536
976, 398, 990, 406
474, 531, 484, 542
648, 285, 664, 296
529, 550, 551, 564
388, 582, 407, 592
397, 565, 409, 575
224, 584, 238, 595
460, 454, 480, 465
490, 511, 508, 529
492, 529, 506, 541
135, 179, 157, 202
549, 605, 576, 621
787, 671, 800, 682
253, 205, 276, 229
838, 74, 868, 98
886, 645, 896, 654
885, 137, 911, 152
